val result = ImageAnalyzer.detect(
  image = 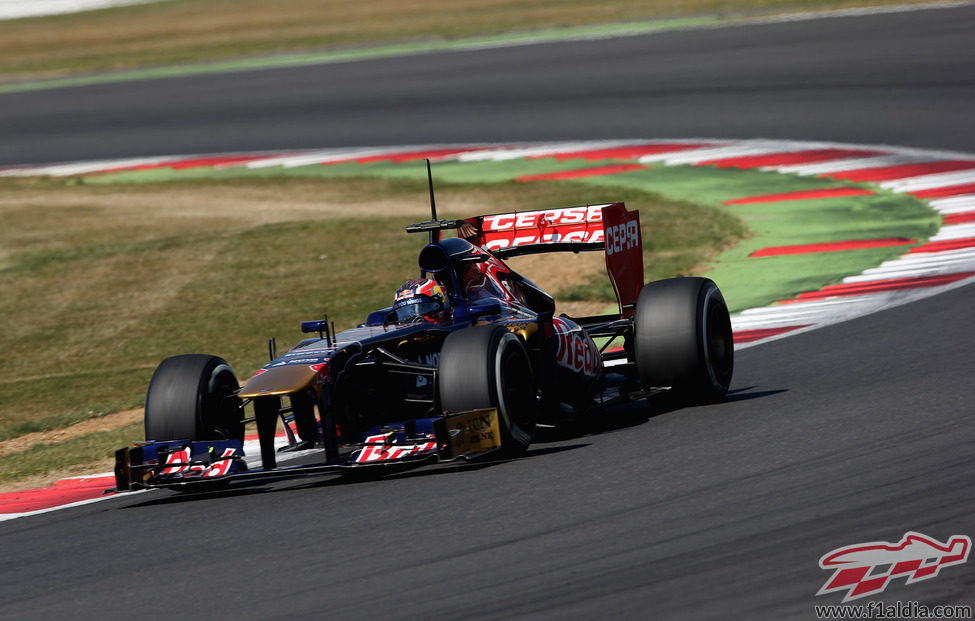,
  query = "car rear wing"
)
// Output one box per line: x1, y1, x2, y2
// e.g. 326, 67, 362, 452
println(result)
460, 202, 645, 318
459, 204, 608, 257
